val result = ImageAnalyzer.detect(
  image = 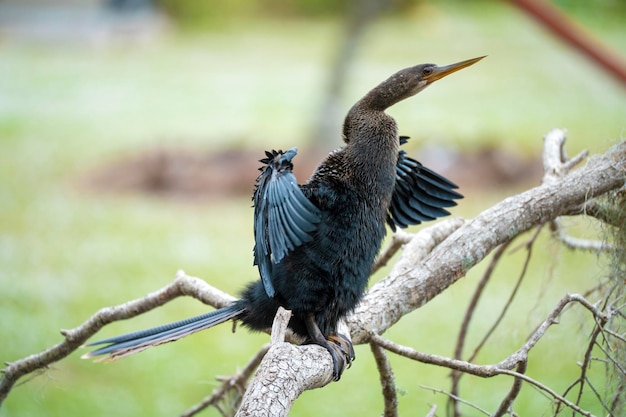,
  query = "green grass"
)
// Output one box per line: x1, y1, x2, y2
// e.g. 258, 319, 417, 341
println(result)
1, 2, 624, 416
